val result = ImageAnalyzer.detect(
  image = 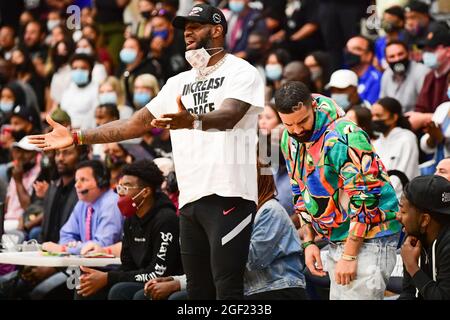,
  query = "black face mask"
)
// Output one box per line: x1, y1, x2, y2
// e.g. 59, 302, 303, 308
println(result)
343, 51, 362, 68
389, 58, 410, 75
372, 120, 390, 135
12, 129, 28, 142
246, 48, 263, 64
382, 21, 402, 34
141, 11, 152, 20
